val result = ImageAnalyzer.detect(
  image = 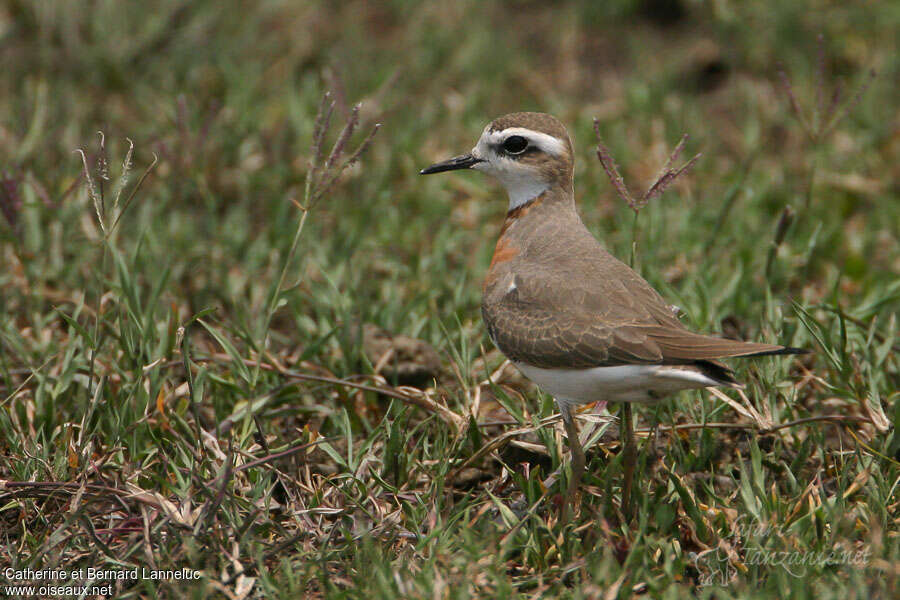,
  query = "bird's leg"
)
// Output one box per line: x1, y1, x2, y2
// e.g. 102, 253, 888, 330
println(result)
559, 401, 585, 522
620, 402, 637, 519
